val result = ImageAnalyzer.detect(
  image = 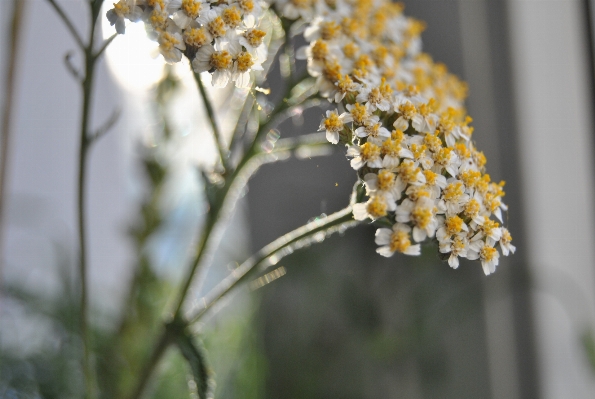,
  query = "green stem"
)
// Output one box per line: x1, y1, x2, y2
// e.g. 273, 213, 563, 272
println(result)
47, 0, 85, 49
187, 205, 357, 324
193, 72, 228, 169
127, 327, 172, 399
0, 0, 27, 288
